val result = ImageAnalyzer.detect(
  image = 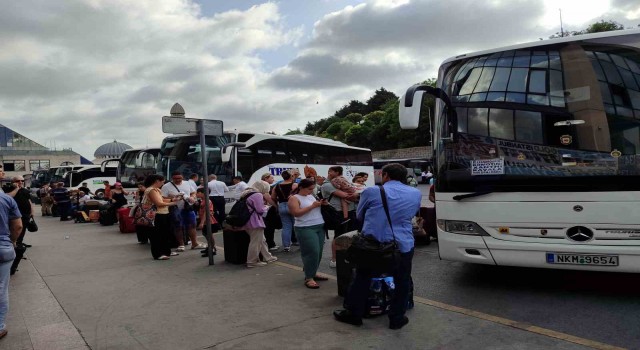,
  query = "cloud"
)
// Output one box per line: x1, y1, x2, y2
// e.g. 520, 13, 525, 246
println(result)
268, 0, 551, 94
0, 0, 304, 159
